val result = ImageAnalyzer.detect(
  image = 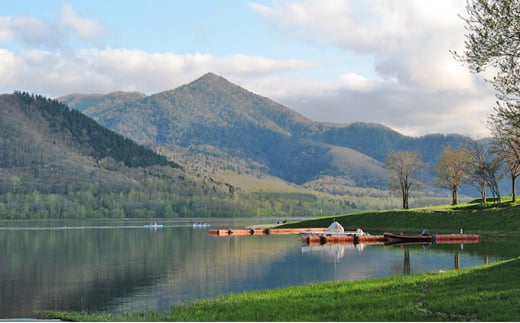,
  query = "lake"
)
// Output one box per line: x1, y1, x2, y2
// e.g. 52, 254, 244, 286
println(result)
0, 218, 512, 318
